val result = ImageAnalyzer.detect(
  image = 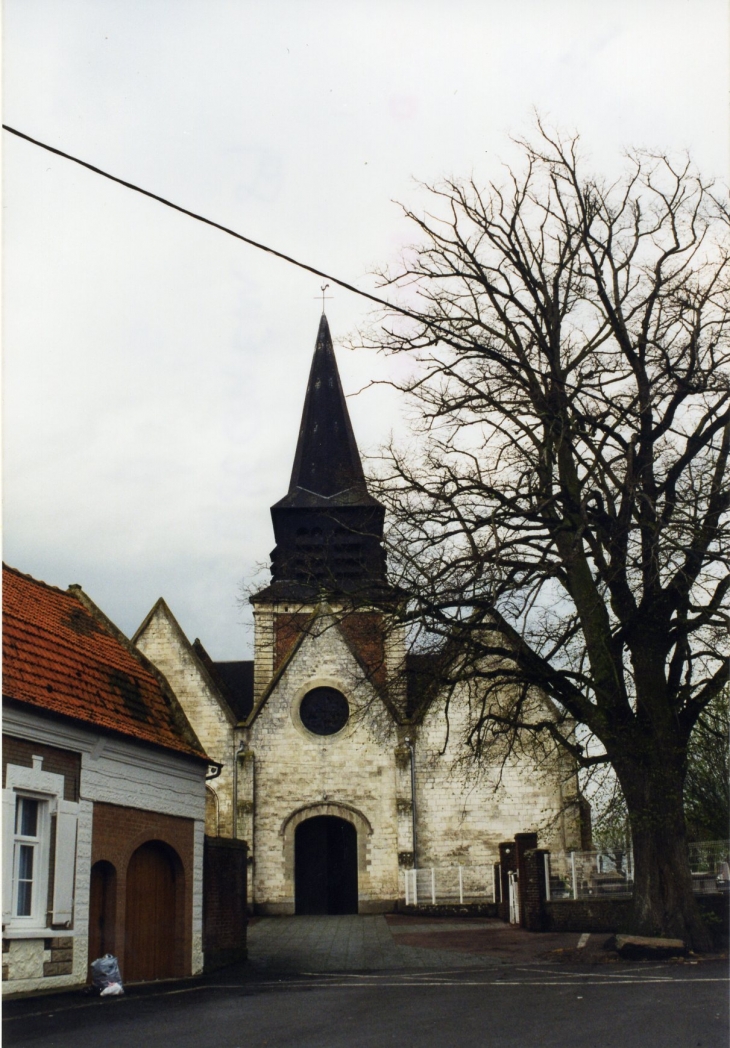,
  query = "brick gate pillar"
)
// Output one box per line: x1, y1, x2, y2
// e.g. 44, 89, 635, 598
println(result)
522, 848, 549, 931
498, 841, 517, 922
514, 832, 538, 927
